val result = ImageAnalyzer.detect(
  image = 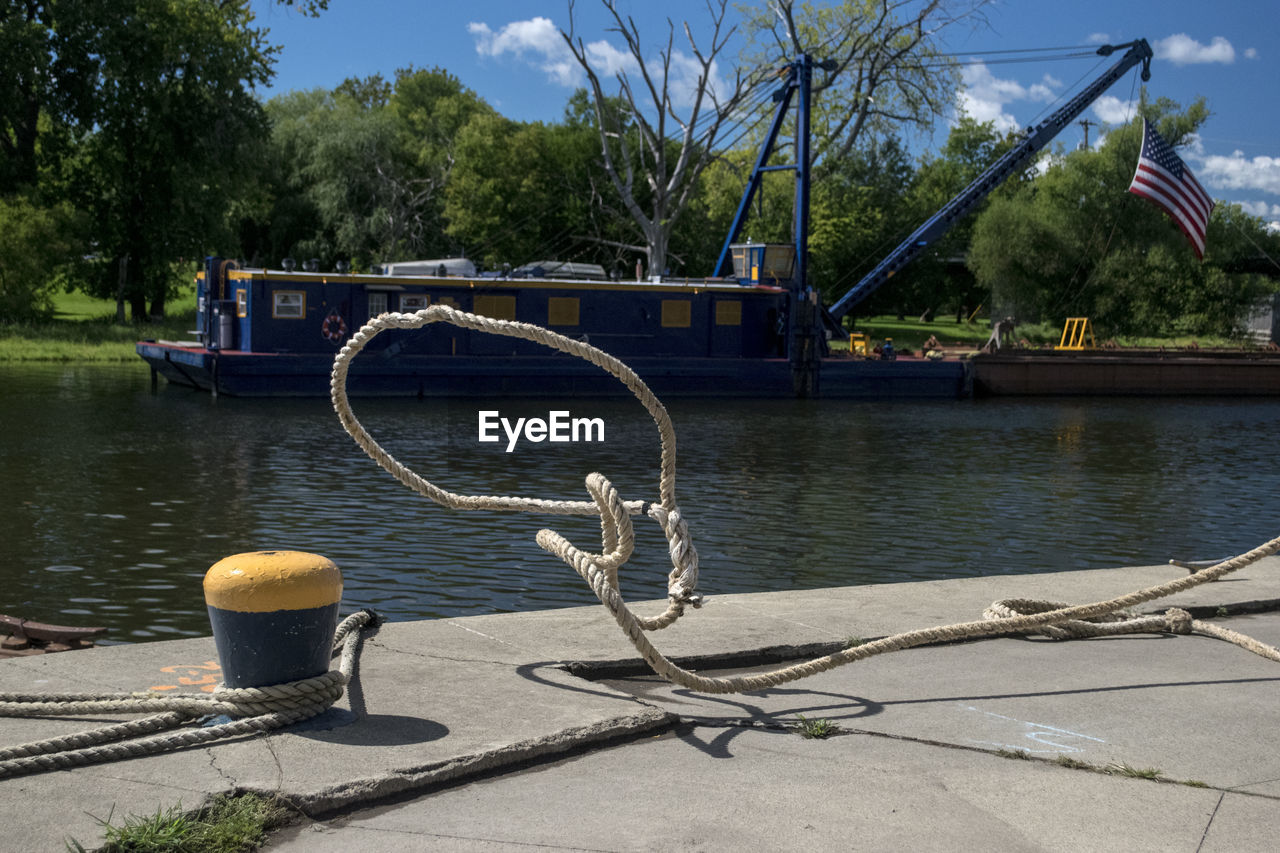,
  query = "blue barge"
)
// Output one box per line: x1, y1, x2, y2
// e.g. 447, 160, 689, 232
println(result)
137, 257, 971, 398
